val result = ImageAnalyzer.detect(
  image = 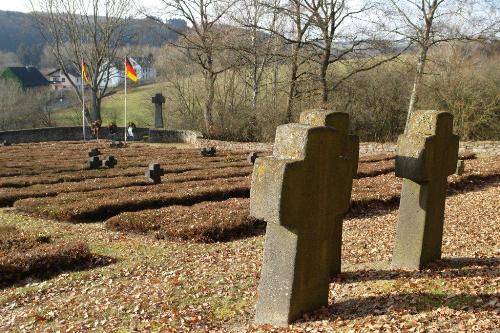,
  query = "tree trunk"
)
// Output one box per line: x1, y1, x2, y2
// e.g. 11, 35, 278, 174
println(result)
320, 46, 331, 106
90, 89, 101, 122
204, 71, 216, 135
405, 46, 428, 133
286, 46, 299, 122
